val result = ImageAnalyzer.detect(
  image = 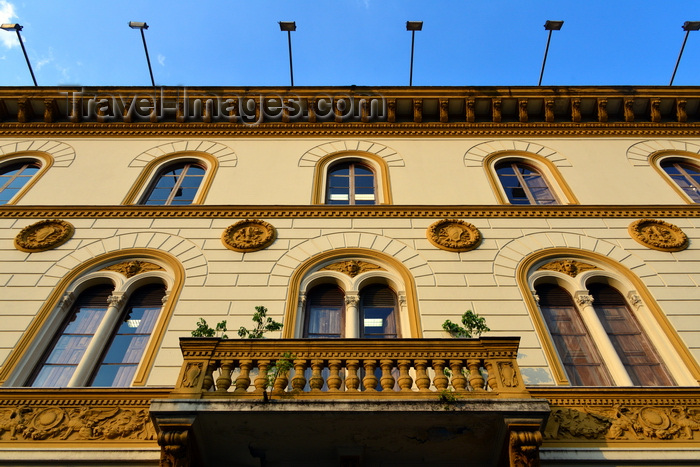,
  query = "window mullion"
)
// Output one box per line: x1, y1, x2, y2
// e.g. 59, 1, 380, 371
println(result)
0, 163, 28, 192
675, 163, 700, 192
348, 164, 356, 205
511, 163, 536, 204
165, 164, 188, 205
